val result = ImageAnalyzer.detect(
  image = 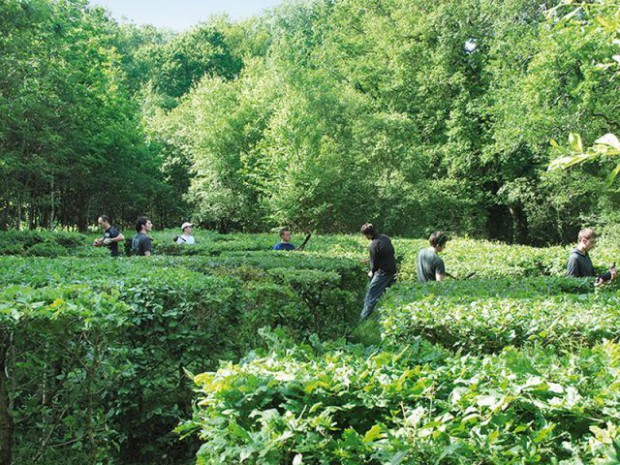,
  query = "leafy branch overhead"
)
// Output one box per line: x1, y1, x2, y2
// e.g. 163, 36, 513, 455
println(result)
548, 1, 620, 184
549, 133, 620, 184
